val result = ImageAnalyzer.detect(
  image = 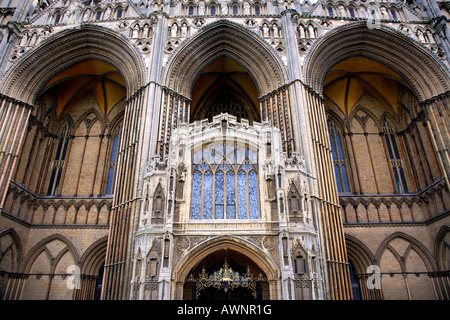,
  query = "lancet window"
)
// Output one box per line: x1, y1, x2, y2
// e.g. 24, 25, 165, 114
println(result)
105, 124, 121, 195
191, 141, 259, 220
327, 119, 351, 193
47, 122, 71, 196
383, 120, 408, 193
